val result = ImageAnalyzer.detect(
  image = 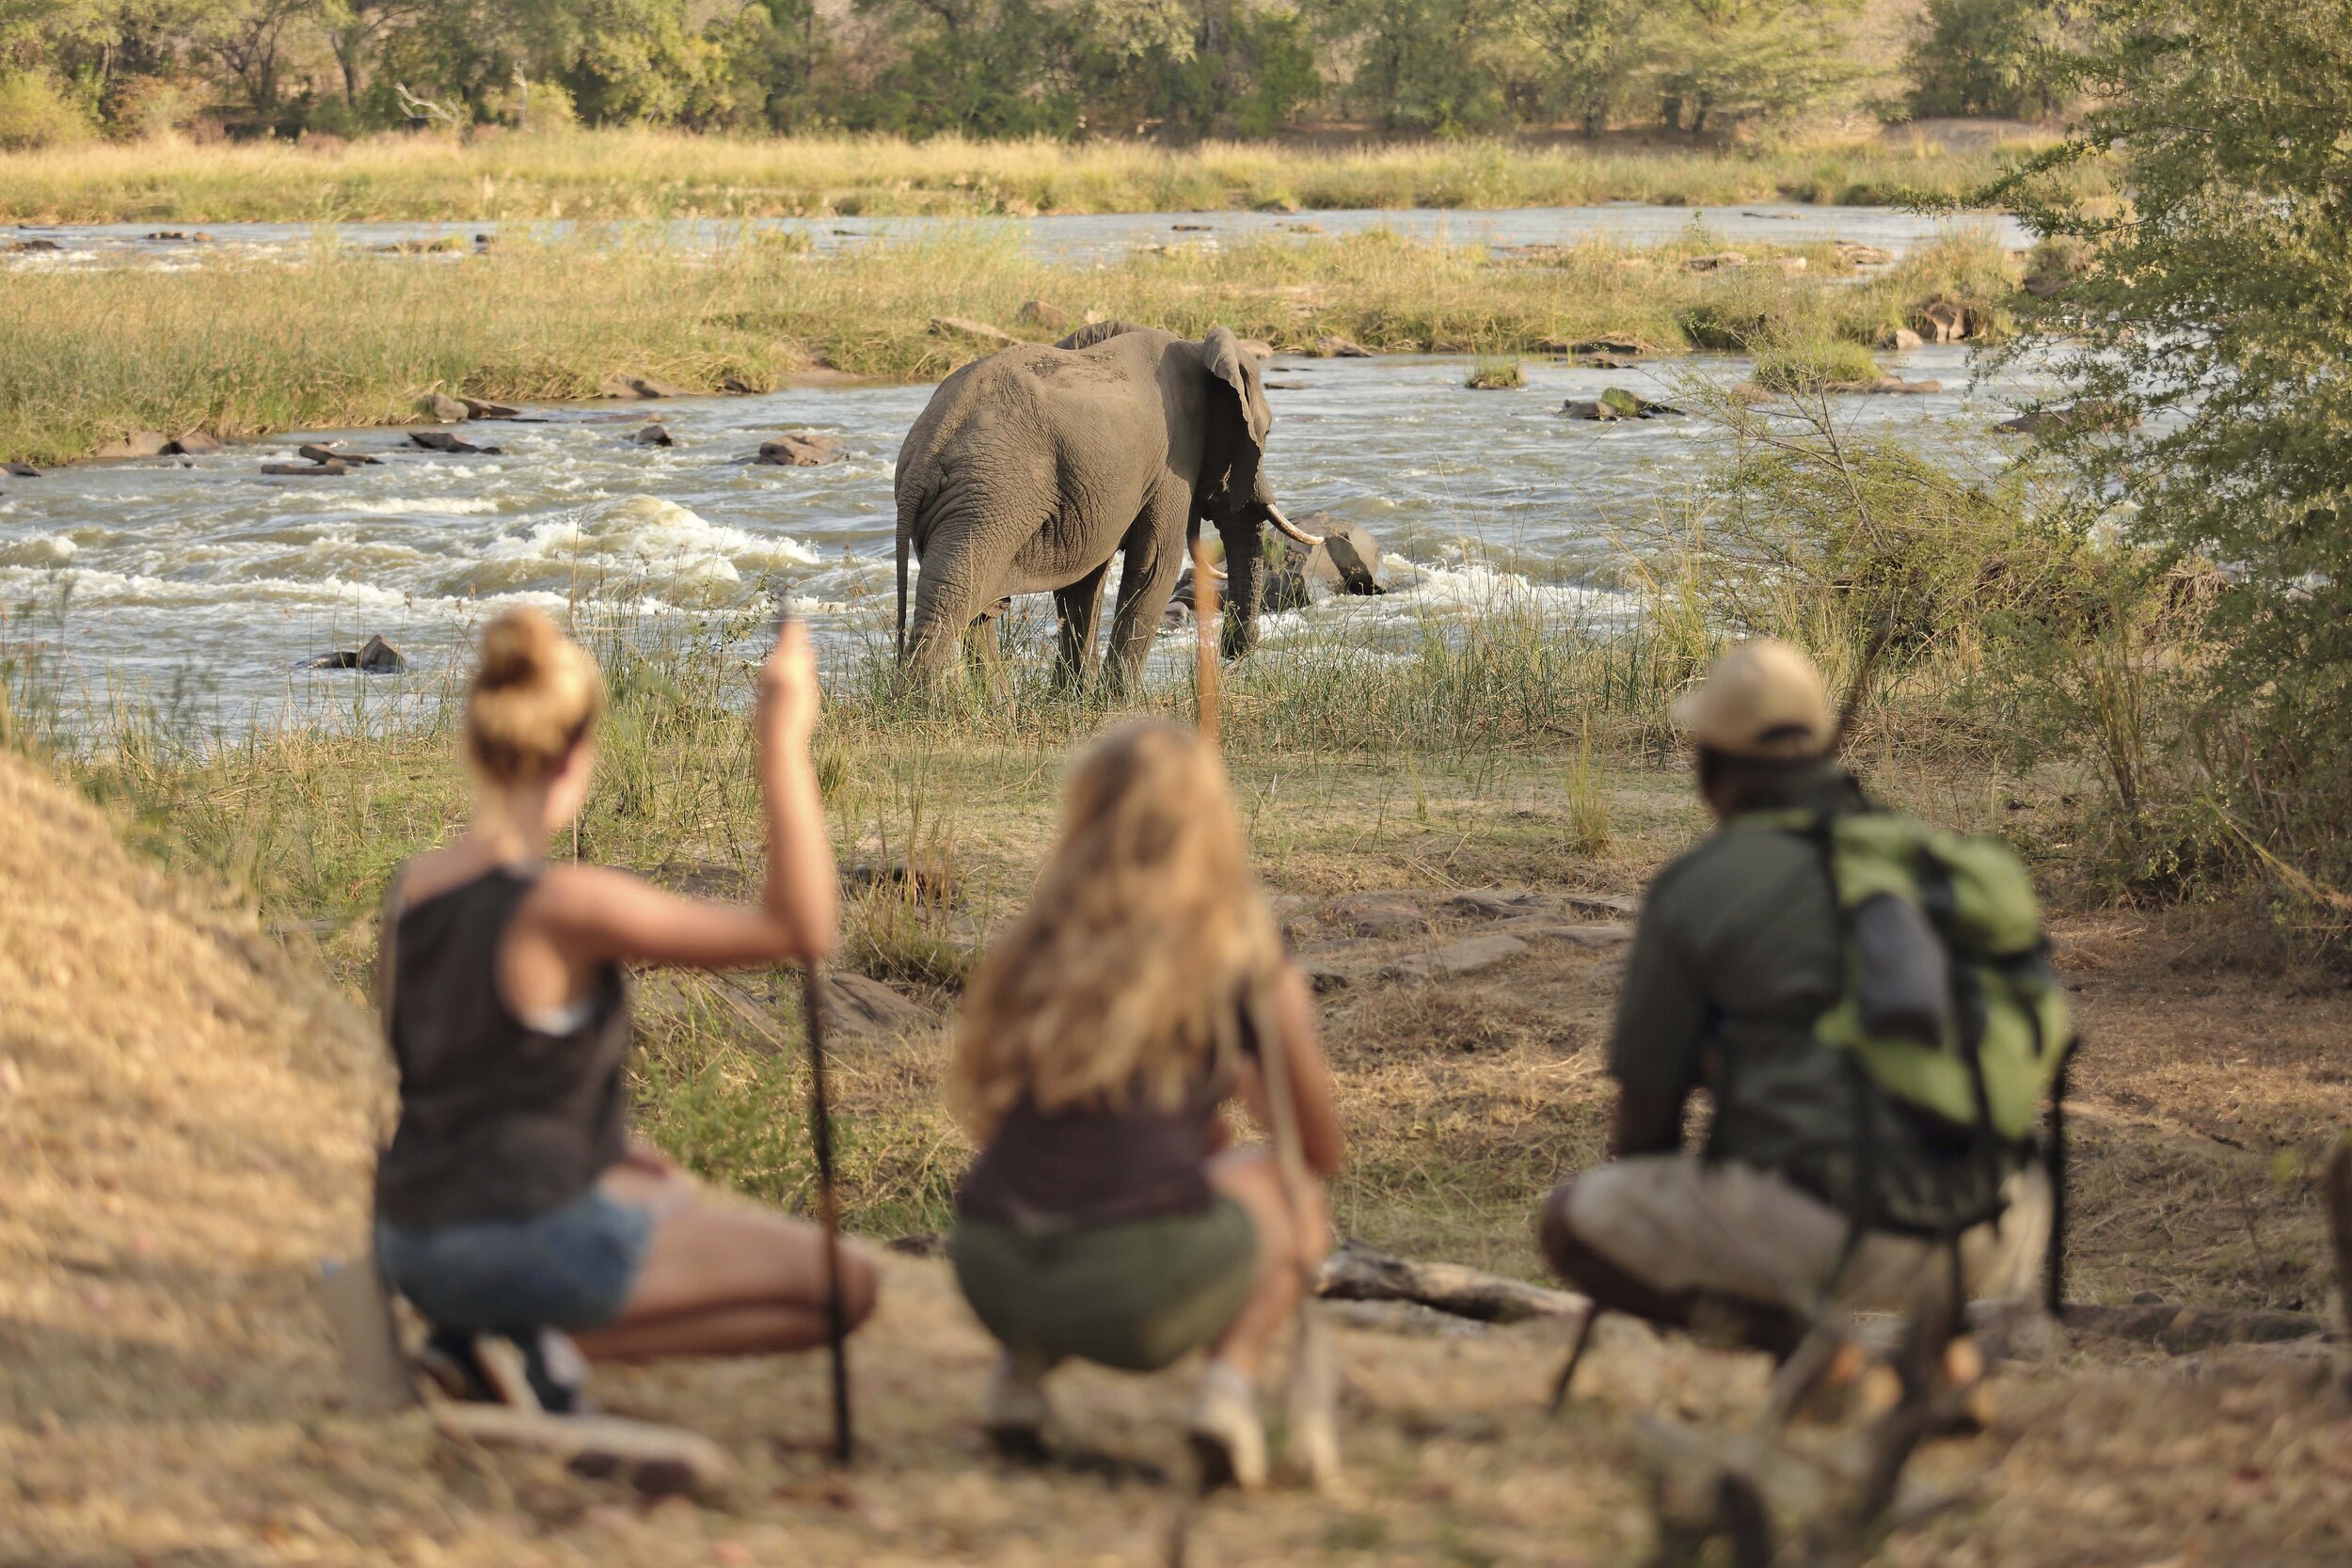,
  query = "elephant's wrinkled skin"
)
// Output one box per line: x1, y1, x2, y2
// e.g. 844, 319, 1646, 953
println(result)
892, 322, 1320, 689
